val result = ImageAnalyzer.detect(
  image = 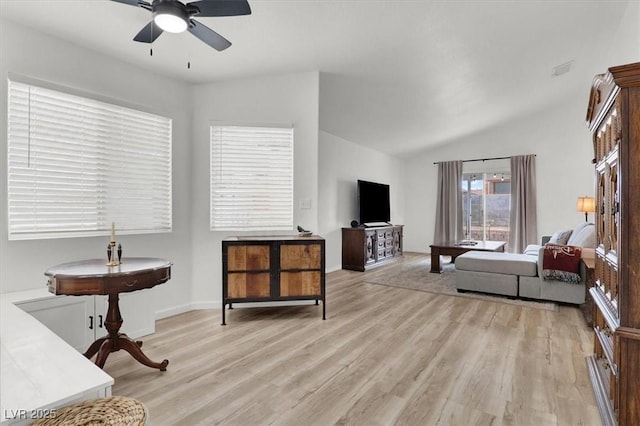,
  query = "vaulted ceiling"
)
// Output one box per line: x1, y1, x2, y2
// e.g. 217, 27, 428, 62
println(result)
0, 1, 631, 157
